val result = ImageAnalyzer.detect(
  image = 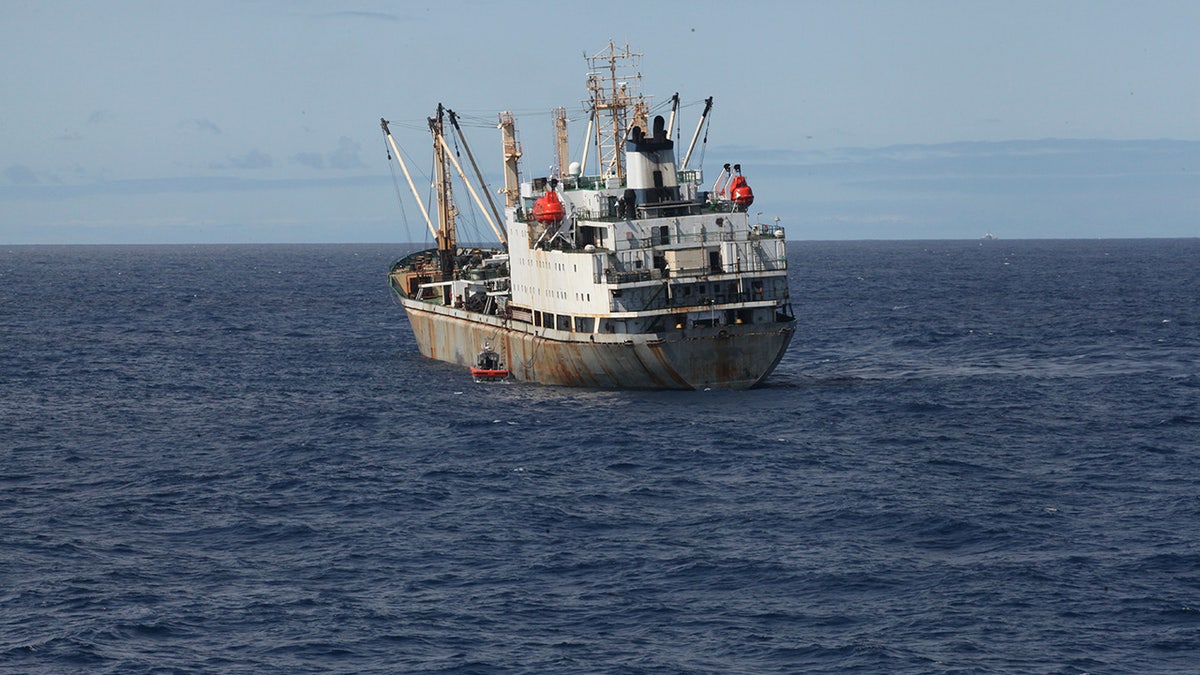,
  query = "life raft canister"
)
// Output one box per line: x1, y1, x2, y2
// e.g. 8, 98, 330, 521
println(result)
532, 189, 565, 223
729, 175, 754, 208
